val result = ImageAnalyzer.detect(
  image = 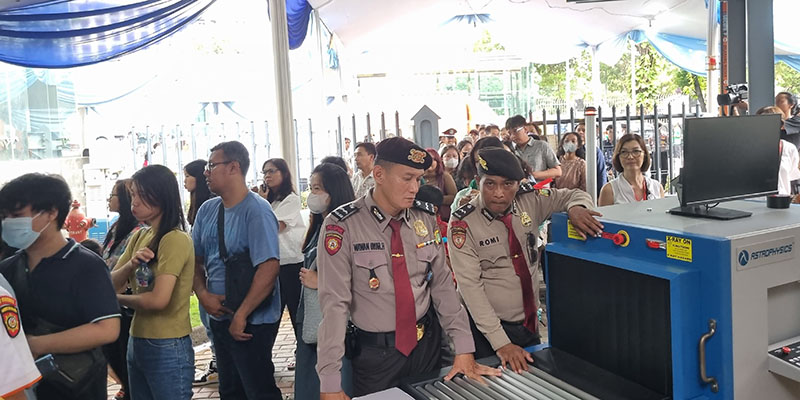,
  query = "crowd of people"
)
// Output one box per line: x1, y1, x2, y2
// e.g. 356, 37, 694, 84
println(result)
2, 93, 799, 400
